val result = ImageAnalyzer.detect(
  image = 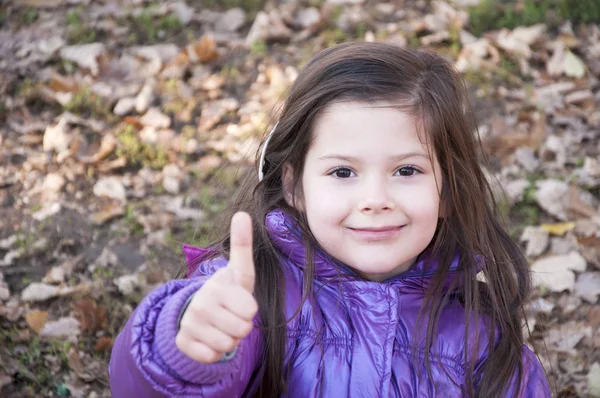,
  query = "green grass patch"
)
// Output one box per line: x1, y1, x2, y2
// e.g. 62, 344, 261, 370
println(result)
23, 8, 39, 25
115, 125, 169, 169
469, 0, 600, 37
65, 8, 97, 44
63, 87, 113, 119
126, 6, 184, 44
507, 179, 543, 239
201, 0, 265, 14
